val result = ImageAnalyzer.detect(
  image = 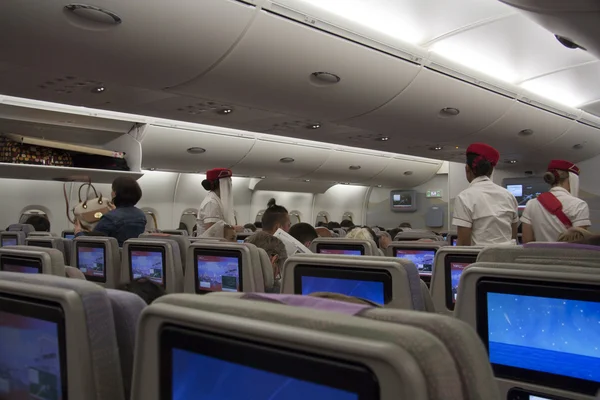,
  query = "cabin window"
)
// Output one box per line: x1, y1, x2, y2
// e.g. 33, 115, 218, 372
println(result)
255, 210, 265, 223
180, 209, 198, 235
290, 211, 301, 226
142, 208, 158, 232
342, 212, 354, 222
19, 209, 48, 224
315, 212, 329, 226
